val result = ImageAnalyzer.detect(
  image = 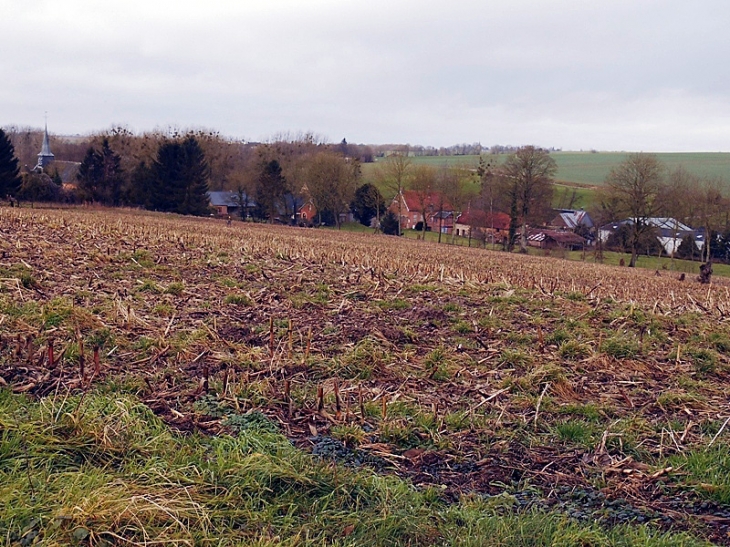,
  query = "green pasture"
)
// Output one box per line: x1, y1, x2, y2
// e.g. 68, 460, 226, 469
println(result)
551, 152, 730, 187
363, 152, 730, 190
552, 183, 596, 209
